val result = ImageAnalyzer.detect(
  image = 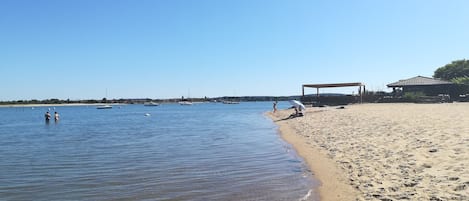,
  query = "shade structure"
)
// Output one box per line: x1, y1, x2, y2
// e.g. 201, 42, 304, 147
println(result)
289, 100, 306, 111
302, 82, 365, 104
